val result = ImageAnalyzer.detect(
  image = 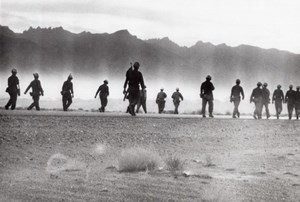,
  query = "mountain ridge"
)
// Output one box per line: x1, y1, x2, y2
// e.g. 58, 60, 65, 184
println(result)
1, 25, 300, 89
